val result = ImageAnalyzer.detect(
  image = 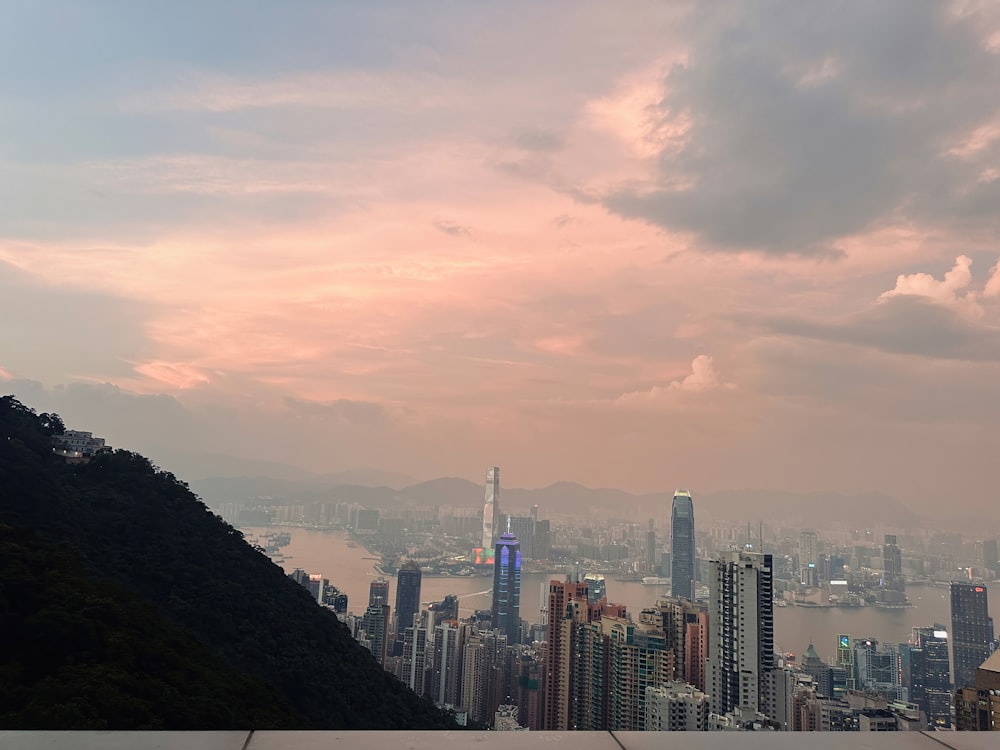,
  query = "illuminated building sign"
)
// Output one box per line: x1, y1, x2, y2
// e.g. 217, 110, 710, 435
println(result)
472, 547, 495, 566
